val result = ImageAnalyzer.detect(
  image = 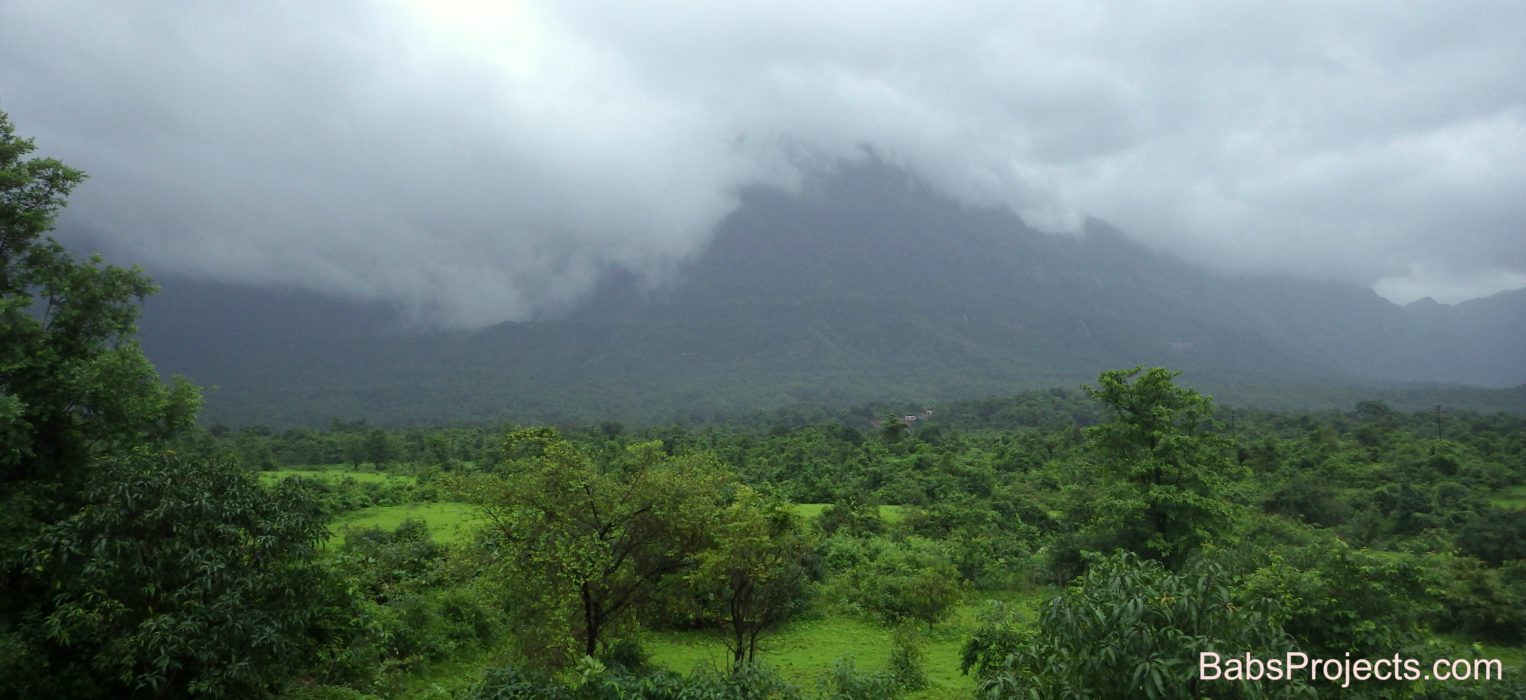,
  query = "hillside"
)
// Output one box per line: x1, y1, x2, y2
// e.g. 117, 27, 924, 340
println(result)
136, 161, 1526, 426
